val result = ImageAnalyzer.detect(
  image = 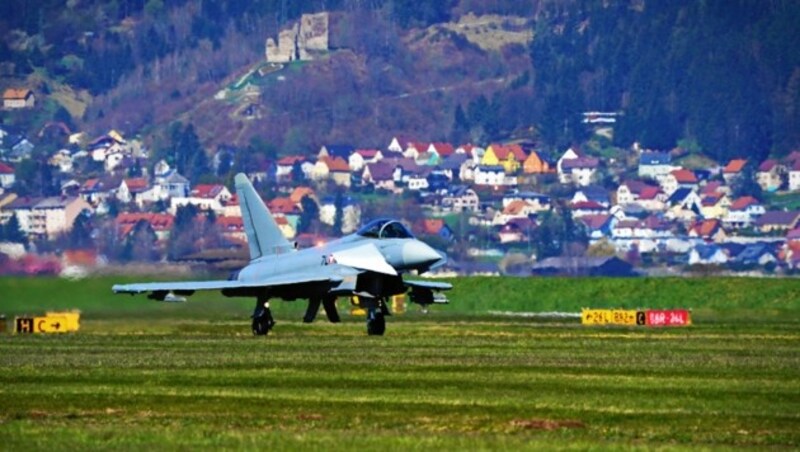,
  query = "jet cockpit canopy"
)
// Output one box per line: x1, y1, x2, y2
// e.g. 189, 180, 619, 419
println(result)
357, 219, 414, 239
